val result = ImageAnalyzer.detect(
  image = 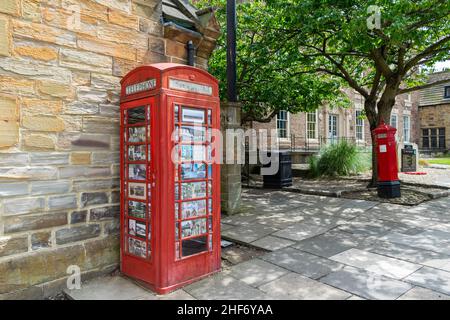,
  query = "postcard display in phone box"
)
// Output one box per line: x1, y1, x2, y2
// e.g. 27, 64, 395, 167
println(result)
120, 63, 221, 294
